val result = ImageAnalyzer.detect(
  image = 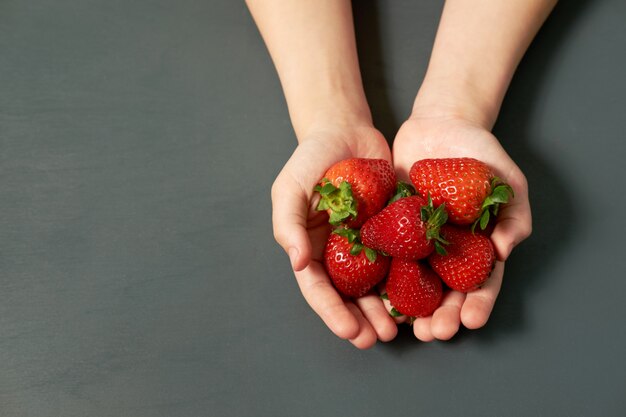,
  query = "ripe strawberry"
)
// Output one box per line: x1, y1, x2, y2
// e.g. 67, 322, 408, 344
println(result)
428, 225, 495, 292
360, 195, 448, 261
323, 229, 390, 298
386, 258, 443, 318
315, 158, 396, 228
409, 157, 513, 230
